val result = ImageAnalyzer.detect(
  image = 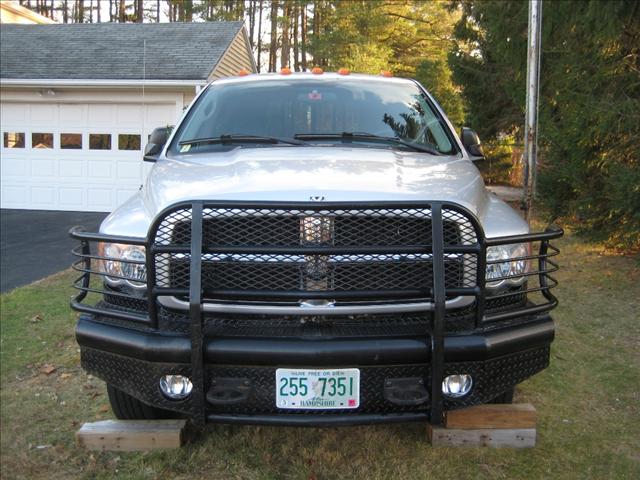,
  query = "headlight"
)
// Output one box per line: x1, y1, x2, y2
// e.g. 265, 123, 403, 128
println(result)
97, 243, 147, 289
486, 243, 531, 288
